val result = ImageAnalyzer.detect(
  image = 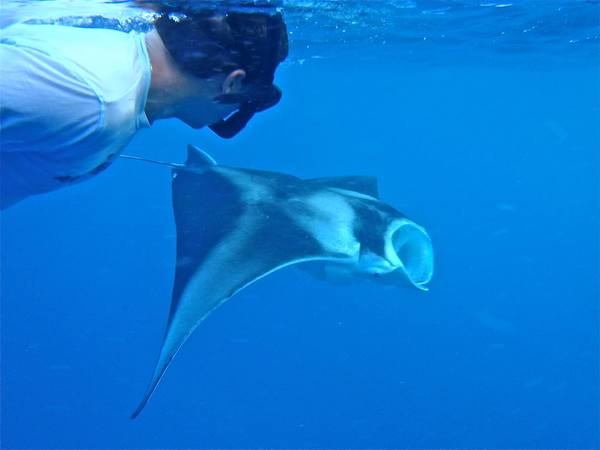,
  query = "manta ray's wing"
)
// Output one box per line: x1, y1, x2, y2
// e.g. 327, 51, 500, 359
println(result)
131, 152, 337, 418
